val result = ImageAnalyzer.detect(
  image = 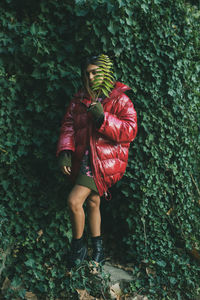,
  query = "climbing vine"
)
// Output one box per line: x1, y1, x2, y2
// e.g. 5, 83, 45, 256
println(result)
0, 0, 199, 299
